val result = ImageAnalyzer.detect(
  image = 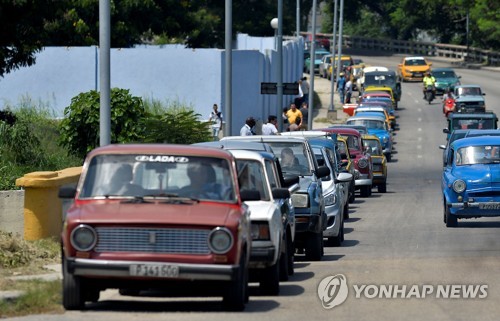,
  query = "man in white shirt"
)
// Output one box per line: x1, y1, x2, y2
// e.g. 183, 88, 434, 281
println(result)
240, 117, 256, 136
345, 79, 353, 103
208, 104, 223, 141
262, 115, 278, 135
